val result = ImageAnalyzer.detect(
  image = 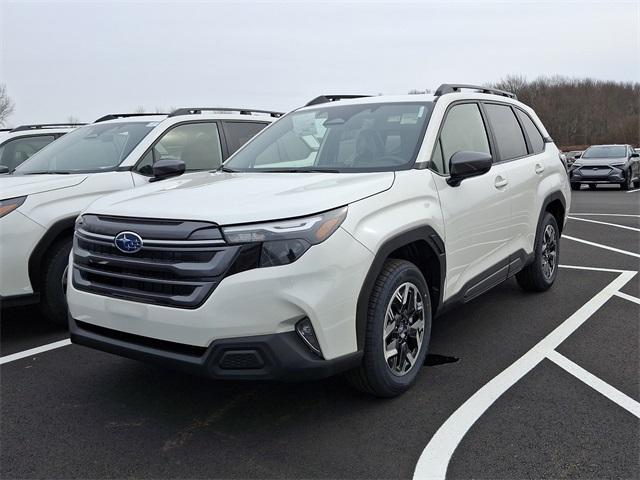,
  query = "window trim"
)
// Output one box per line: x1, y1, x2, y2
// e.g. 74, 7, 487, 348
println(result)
427, 100, 495, 177
132, 120, 225, 176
